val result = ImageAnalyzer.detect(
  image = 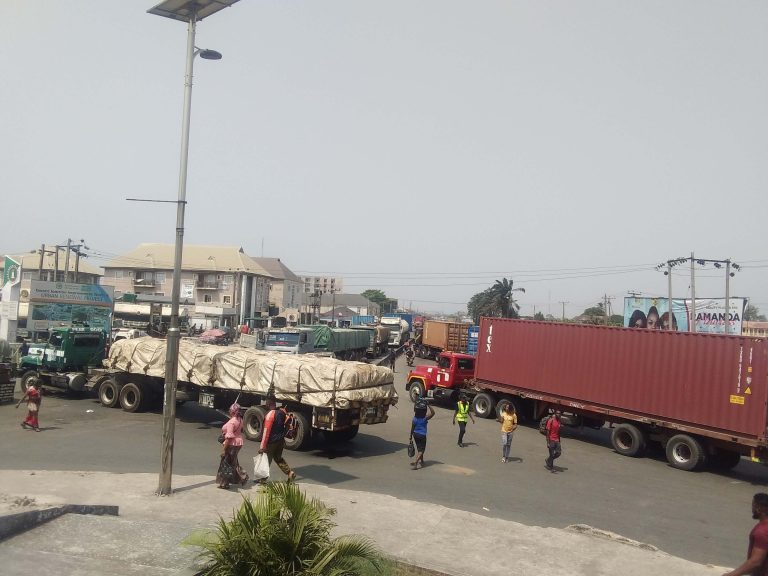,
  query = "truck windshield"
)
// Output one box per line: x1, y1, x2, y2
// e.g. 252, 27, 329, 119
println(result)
49, 333, 63, 347
457, 358, 475, 371
266, 333, 300, 347
73, 335, 102, 348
